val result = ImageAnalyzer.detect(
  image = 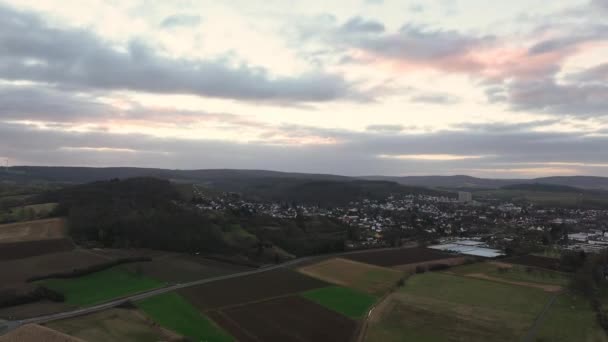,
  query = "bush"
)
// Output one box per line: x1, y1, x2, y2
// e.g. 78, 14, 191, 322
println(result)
0, 286, 64, 308
415, 265, 427, 274
428, 263, 451, 271
27, 256, 151, 282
